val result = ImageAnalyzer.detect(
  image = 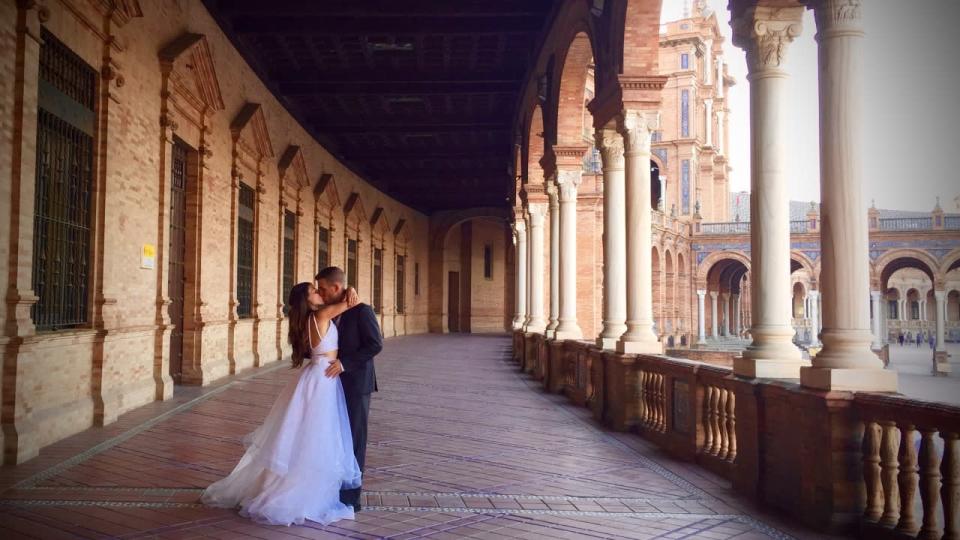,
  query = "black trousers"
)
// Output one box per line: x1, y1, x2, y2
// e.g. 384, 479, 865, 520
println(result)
340, 392, 370, 507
